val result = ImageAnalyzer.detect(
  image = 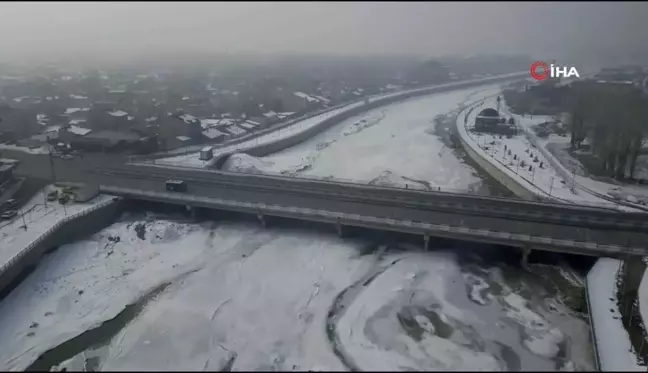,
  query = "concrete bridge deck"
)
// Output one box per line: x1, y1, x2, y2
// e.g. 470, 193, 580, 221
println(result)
90, 165, 648, 258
